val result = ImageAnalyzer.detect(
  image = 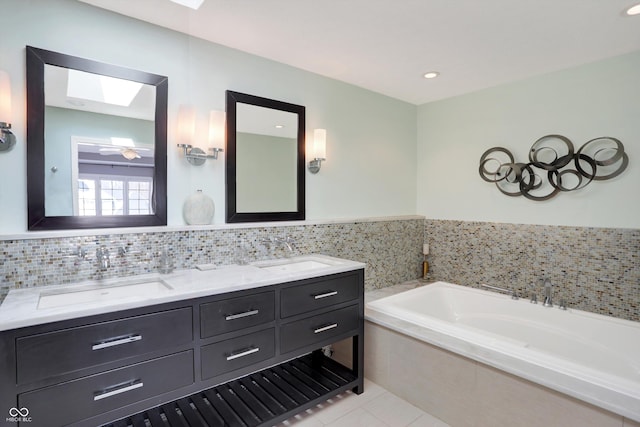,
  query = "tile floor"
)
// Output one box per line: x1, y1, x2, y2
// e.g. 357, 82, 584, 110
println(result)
276, 378, 450, 427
